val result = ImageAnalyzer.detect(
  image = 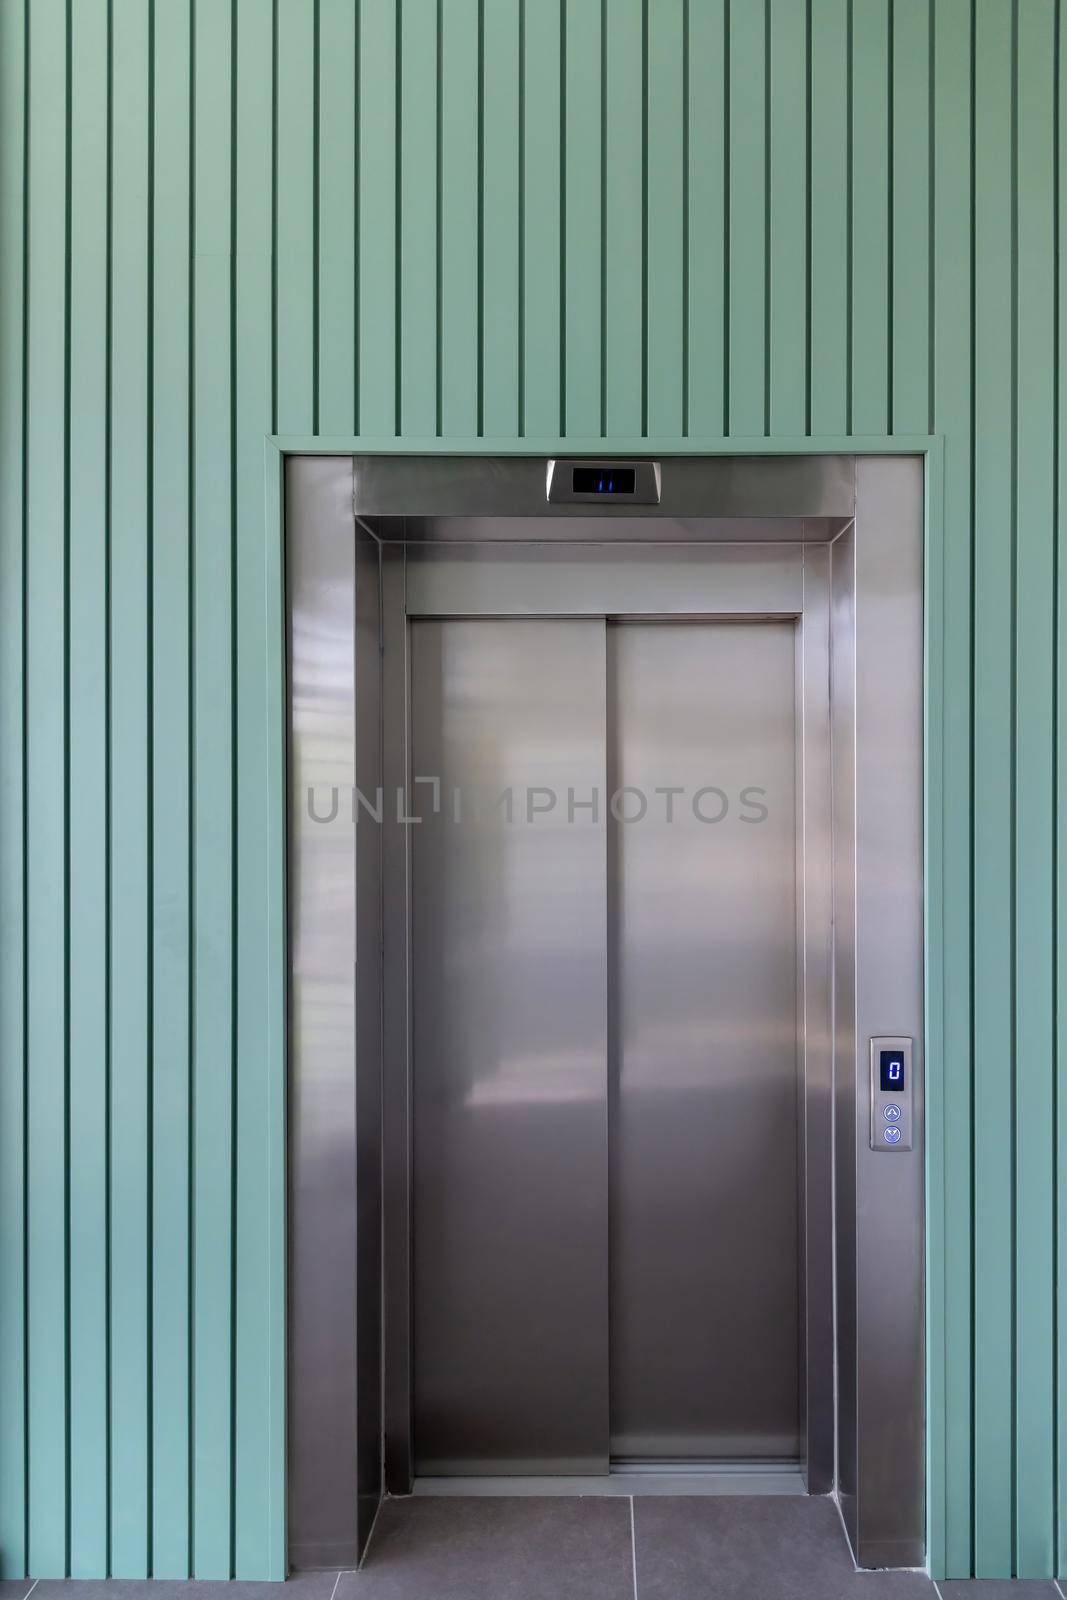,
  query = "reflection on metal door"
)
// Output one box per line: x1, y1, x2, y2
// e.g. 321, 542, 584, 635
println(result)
608, 622, 799, 1462
410, 619, 609, 1475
